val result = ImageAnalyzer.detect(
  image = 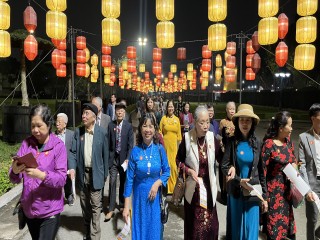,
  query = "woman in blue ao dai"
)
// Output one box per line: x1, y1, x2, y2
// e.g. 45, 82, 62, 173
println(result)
123, 113, 170, 240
